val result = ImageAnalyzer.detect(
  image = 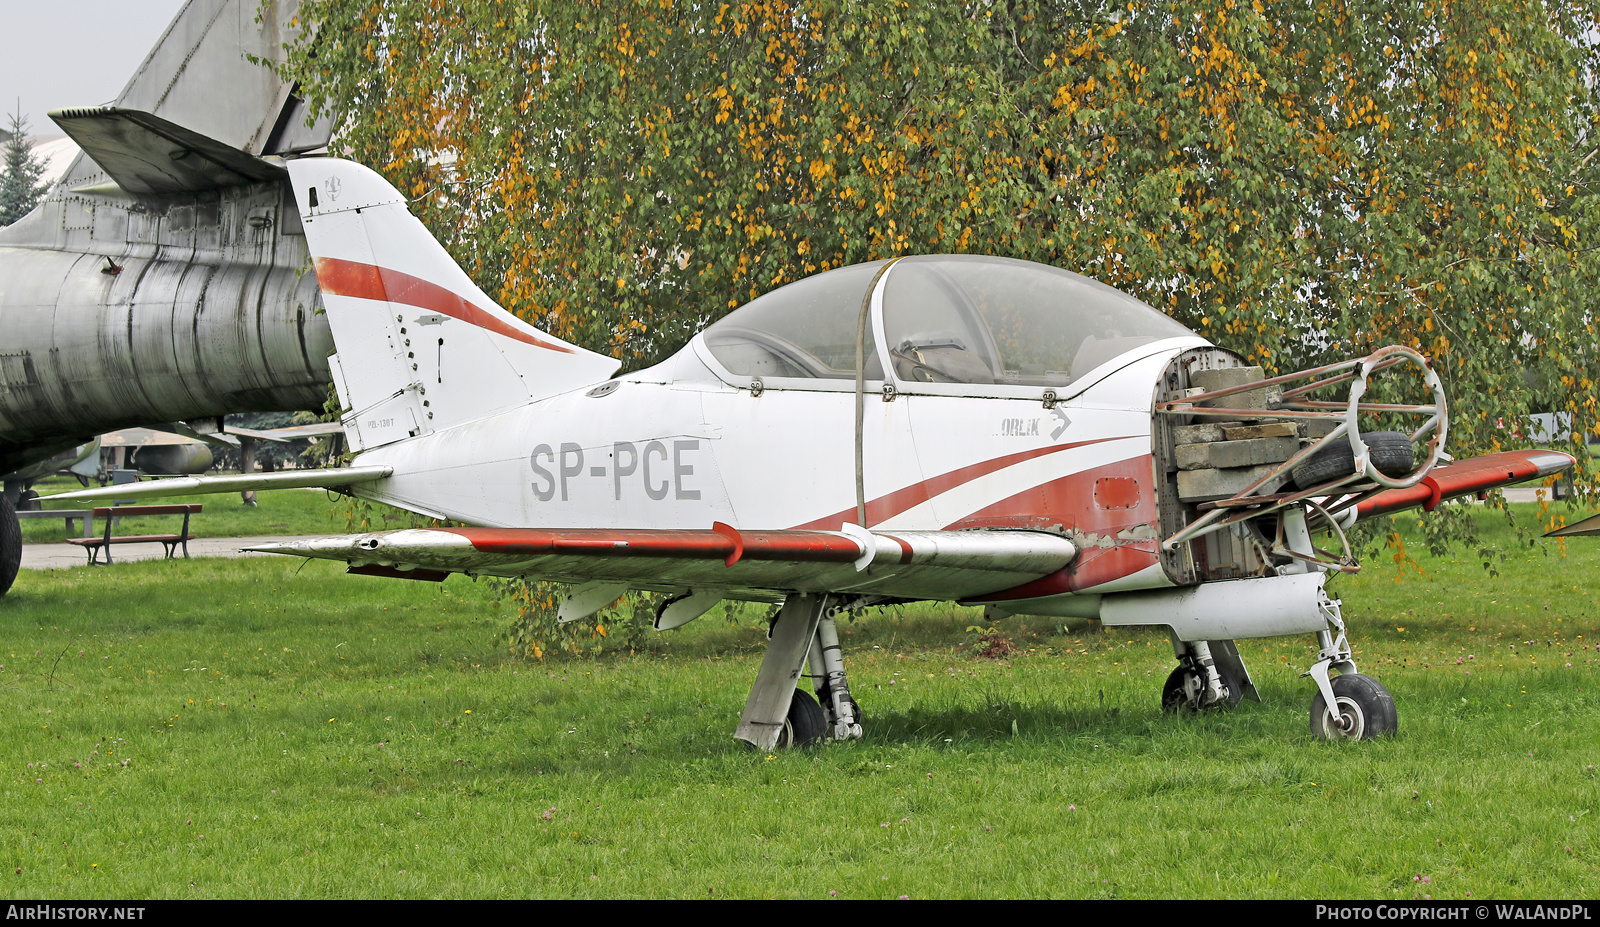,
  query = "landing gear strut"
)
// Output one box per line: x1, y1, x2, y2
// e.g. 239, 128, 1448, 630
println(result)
736, 593, 865, 749
1303, 591, 1396, 740
1162, 638, 1256, 712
